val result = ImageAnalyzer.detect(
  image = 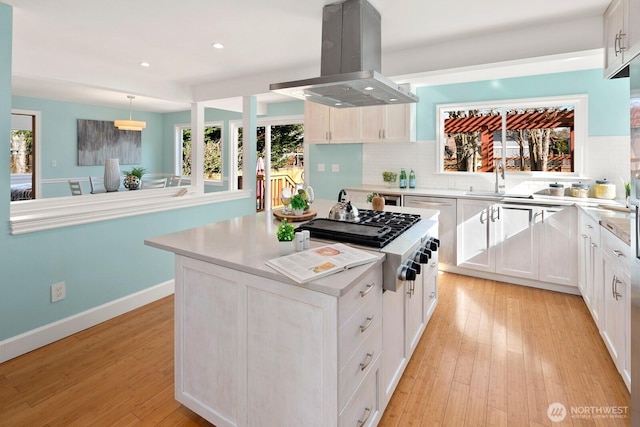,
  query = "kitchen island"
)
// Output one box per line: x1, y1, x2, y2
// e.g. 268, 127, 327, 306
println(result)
145, 200, 439, 427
